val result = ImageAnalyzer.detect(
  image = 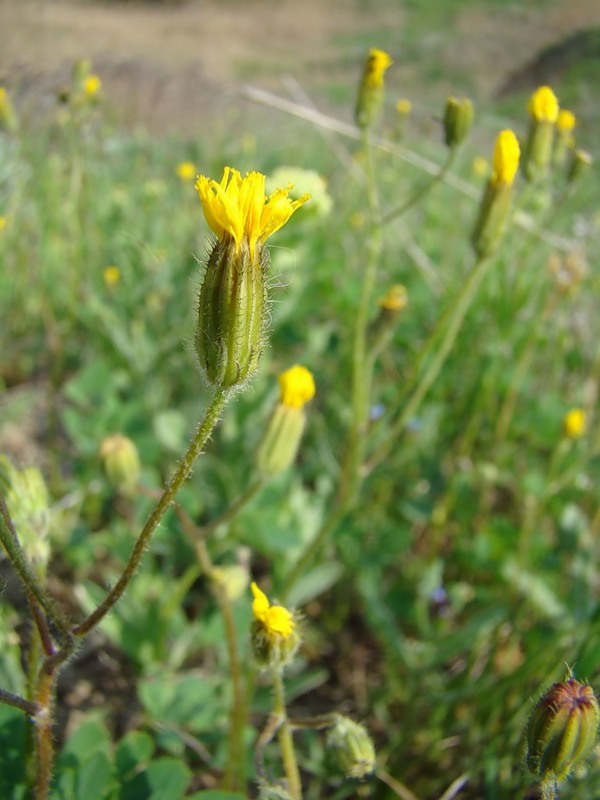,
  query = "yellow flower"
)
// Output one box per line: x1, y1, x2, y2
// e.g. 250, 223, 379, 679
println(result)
103, 265, 121, 286
556, 109, 576, 133
251, 582, 294, 639
564, 408, 586, 438
176, 161, 196, 182
528, 86, 559, 123
364, 48, 393, 88
396, 98, 412, 115
83, 75, 101, 97
195, 167, 310, 260
378, 285, 407, 311
278, 365, 316, 409
491, 129, 520, 187
0, 215, 6, 231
